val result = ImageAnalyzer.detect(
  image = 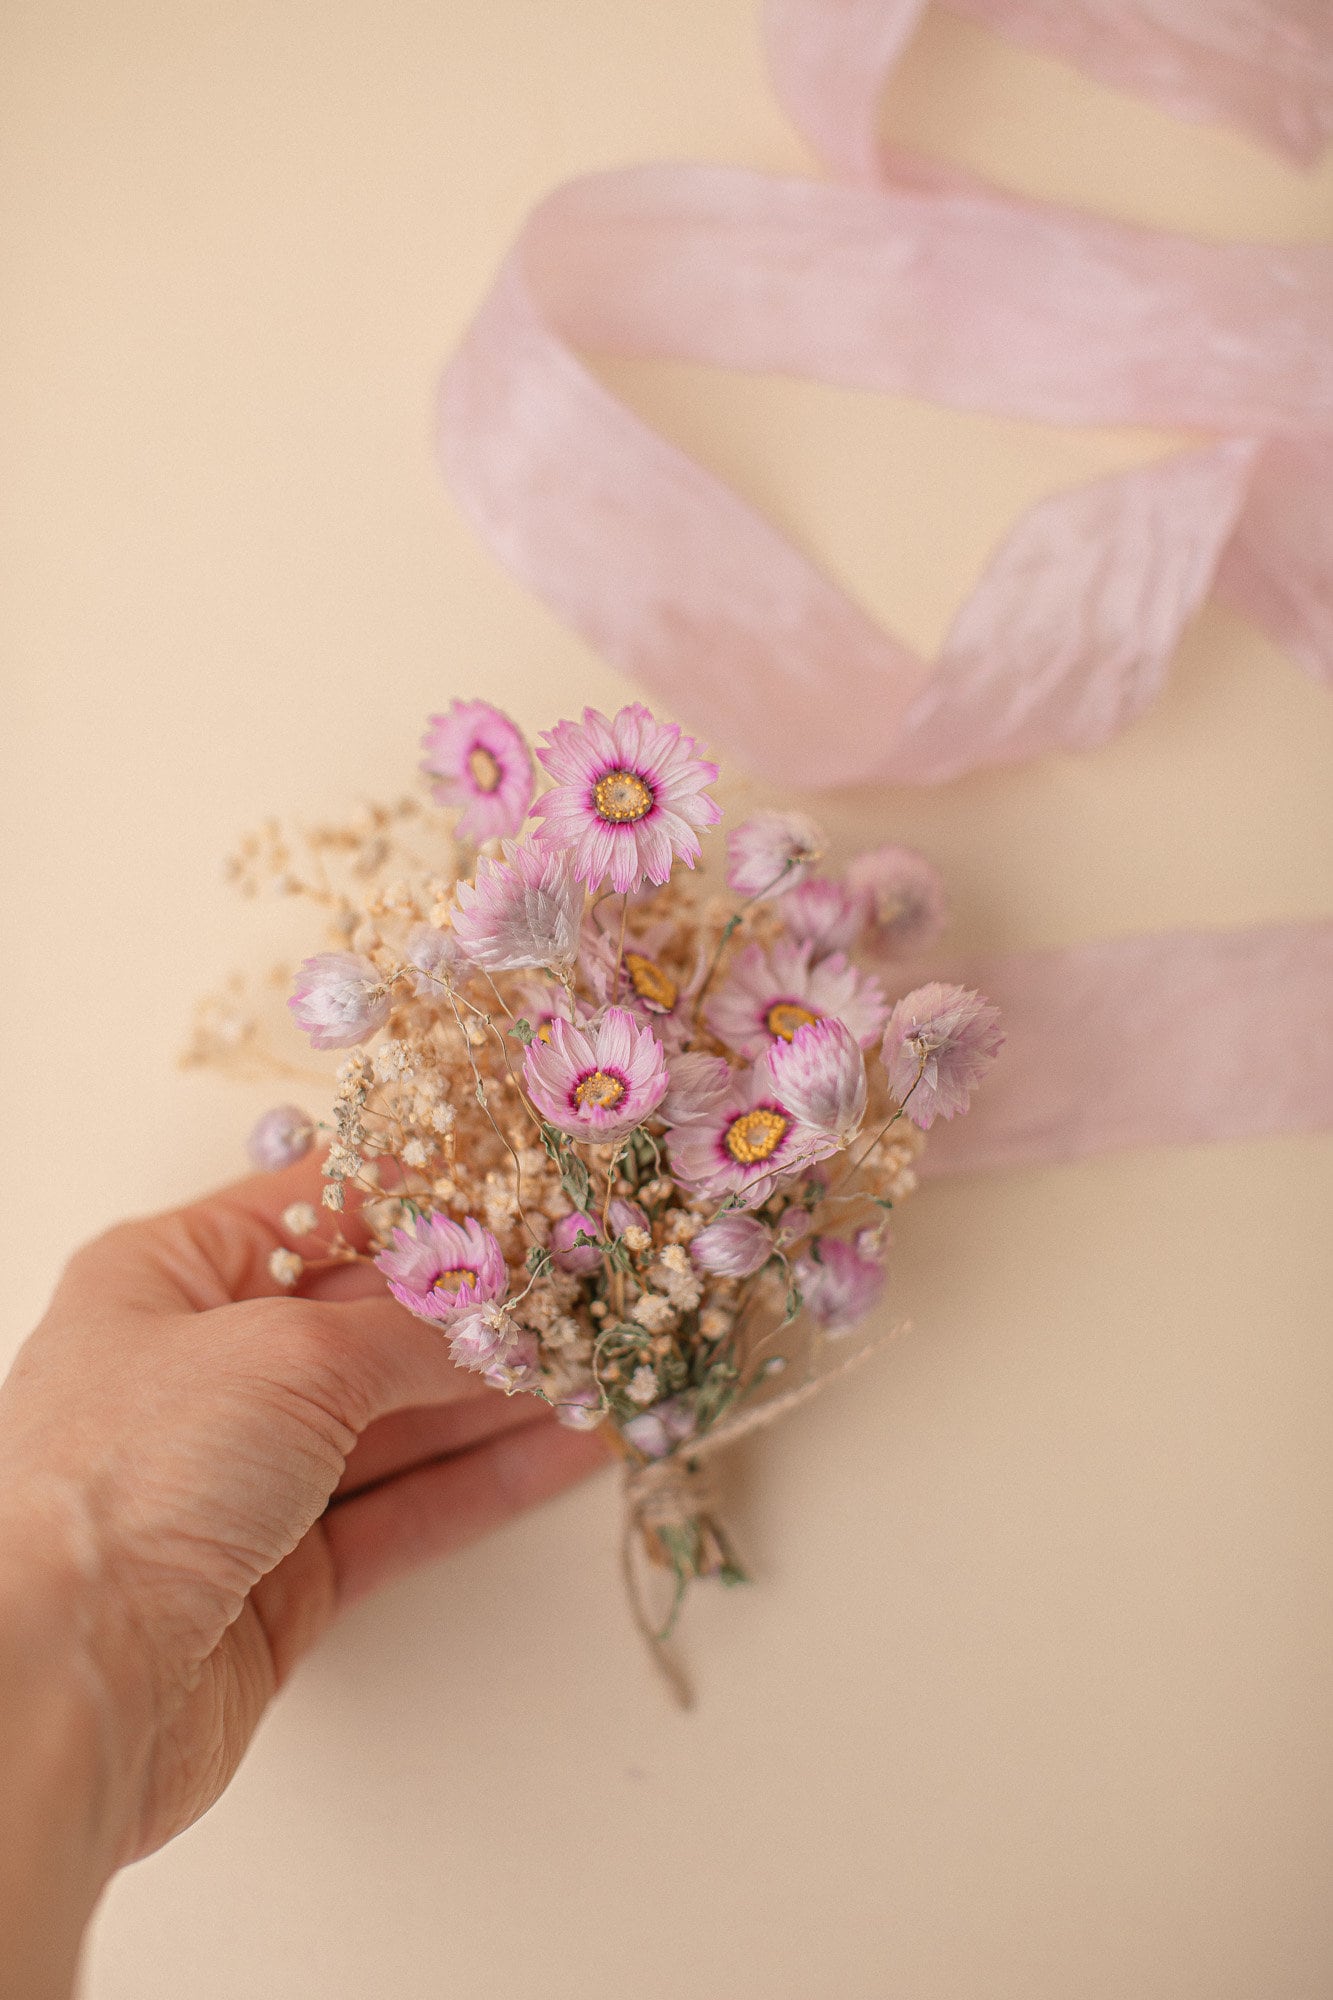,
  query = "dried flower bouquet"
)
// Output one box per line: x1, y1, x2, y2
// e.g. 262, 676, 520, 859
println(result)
191, 699, 1000, 1700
